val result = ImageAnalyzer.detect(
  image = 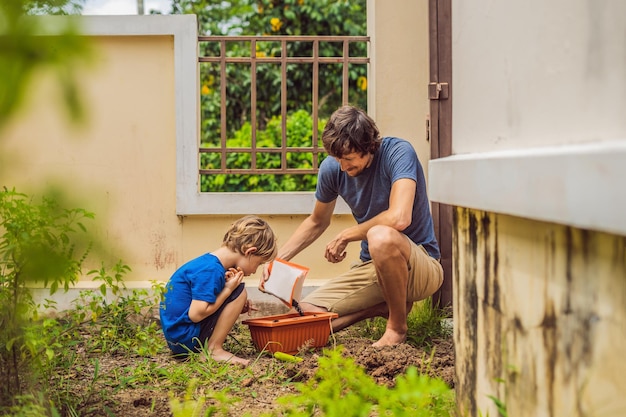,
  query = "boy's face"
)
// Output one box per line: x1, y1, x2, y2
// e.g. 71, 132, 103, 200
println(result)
239, 255, 269, 276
